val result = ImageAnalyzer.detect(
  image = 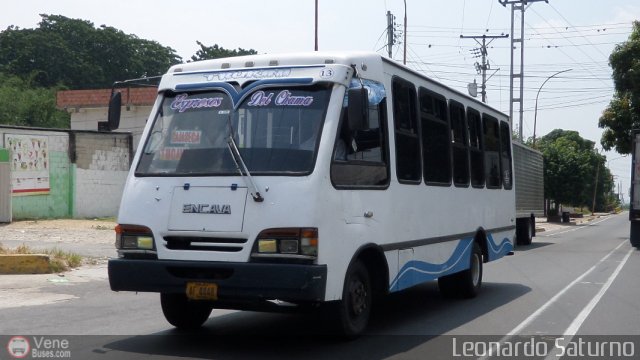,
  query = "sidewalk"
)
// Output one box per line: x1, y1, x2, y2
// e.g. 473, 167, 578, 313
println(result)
535, 213, 610, 233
